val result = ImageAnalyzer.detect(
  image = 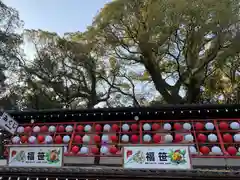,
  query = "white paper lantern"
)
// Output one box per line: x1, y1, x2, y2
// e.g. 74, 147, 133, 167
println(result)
164, 134, 173, 143
211, 146, 222, 155
205, 122, 214, 130
238, 147, 240, 152
183, 123, 191, 130
143, 134, 152, 142
45, 135, 53, 144
64, 146, 68, 153
84, 125, 92, 132
80, 146, 88, 154
233, 134, 240, 142
82, 135, 90, 143
189, 146, 197, 154
185, 134, 194, 142
143, 123, 151, 131
48, 125, 56, 133
208, 133, 218, 142
122, 124, 130, 131
100, 146, 109, 154
101, 135, 109, 143
163, 123, 172, 131
103, 124, 111, 132
121, 134, 129, 142
230, 122, 240, 130
28, 136, 36, 144
63, 135, 70, 143
33, 126, 40, 133
17, 126, 24, 134
65, 125, 73, 132
12, 136, 20, 144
